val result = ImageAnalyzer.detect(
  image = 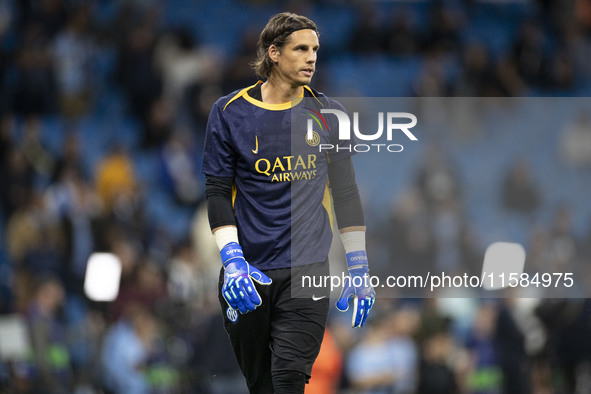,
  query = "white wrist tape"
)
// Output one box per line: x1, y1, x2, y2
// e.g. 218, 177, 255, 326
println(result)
214, 226, 239, 251
340, 231, 366, 254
